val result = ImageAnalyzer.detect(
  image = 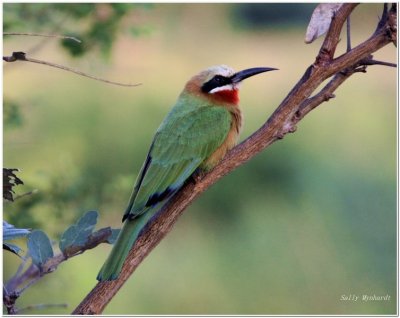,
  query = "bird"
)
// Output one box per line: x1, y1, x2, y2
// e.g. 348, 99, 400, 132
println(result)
97, 65, 277, 281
